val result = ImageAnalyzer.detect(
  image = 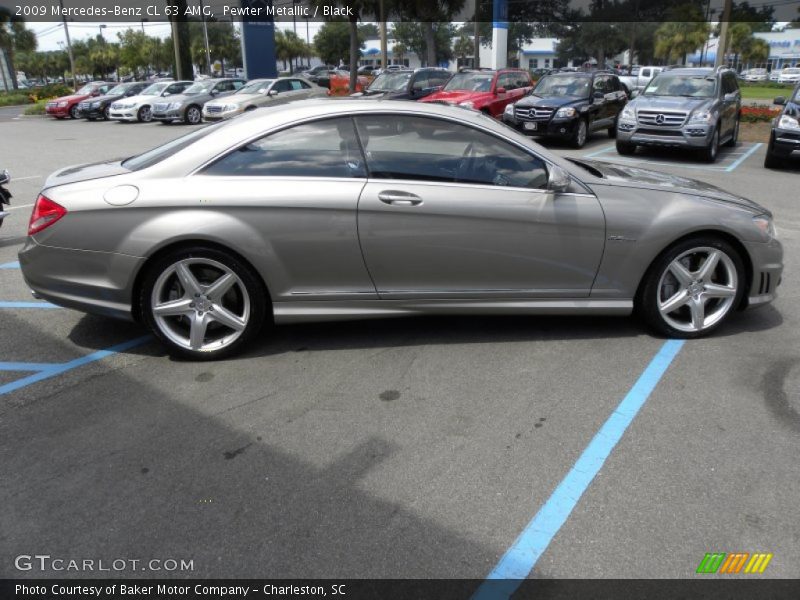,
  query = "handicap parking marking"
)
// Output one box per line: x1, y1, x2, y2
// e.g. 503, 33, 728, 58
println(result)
0, 301, 59, 309
579, 142, 761, 173
472, 339, 685, 599
0, 335, 151, 396
0, 261, 20, 269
